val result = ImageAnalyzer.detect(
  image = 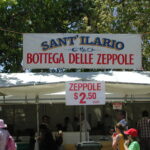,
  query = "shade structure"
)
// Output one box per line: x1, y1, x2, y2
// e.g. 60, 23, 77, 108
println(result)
0, 71, 150, 150
0, 71, 150, 104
